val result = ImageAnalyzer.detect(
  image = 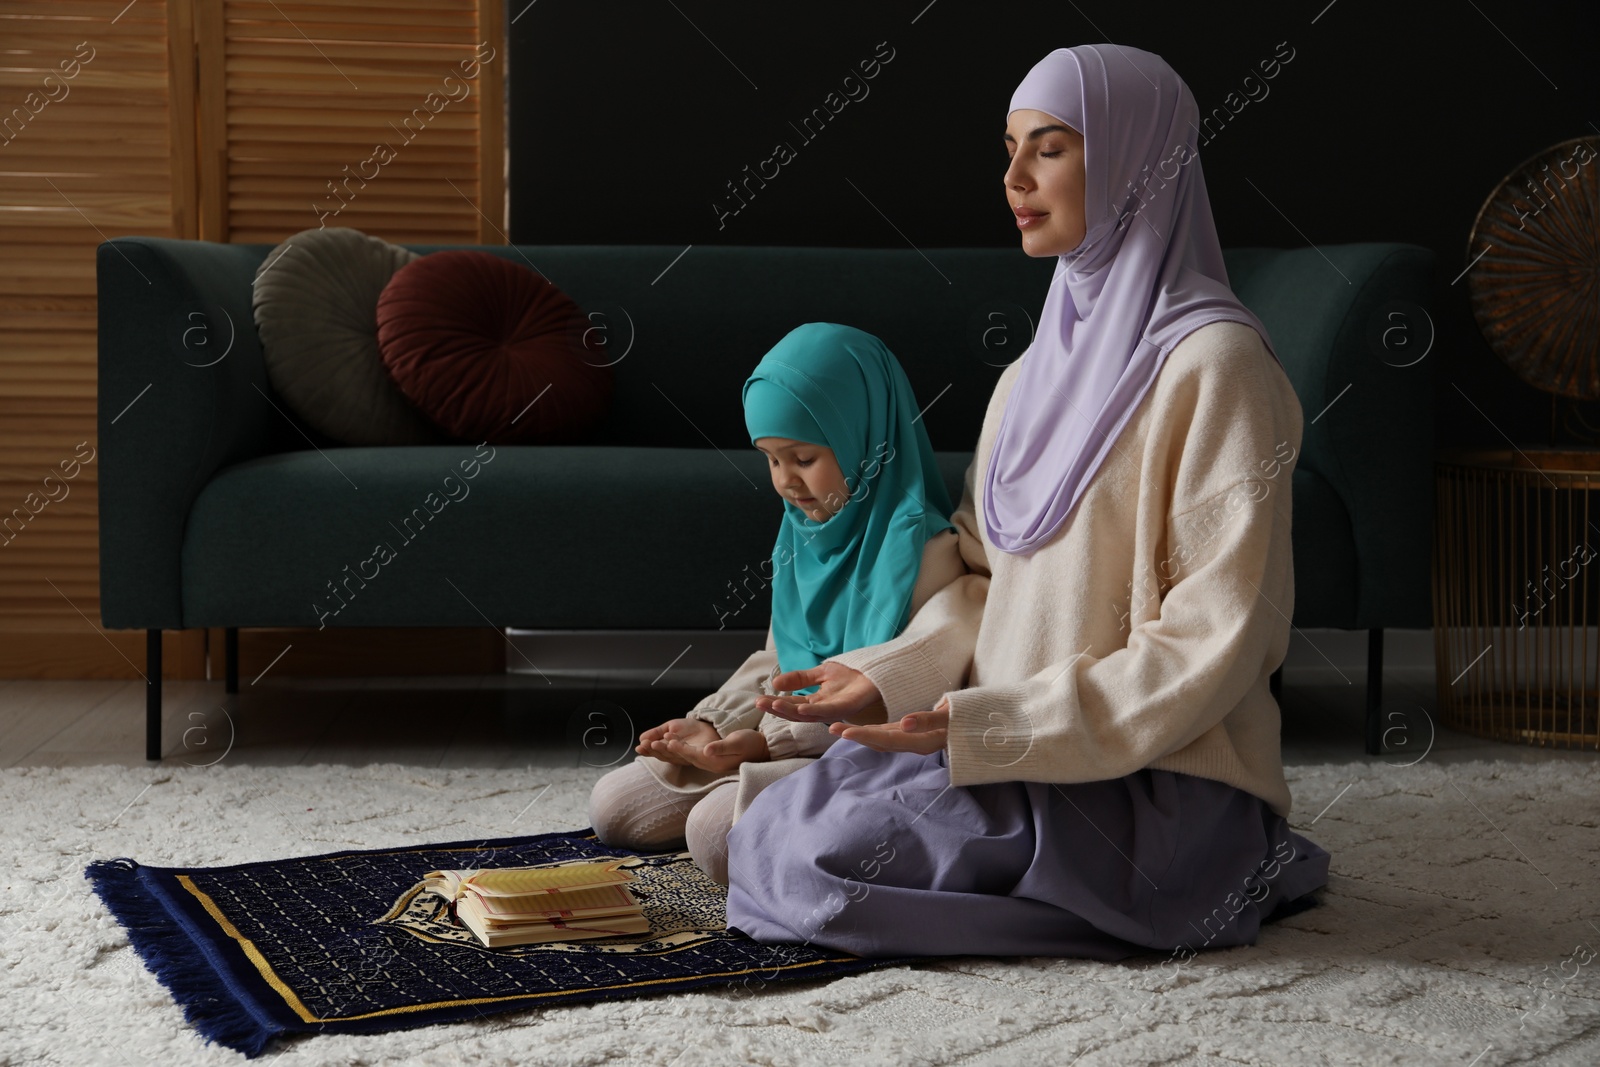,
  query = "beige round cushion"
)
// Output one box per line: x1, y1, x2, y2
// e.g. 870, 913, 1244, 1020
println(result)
251, 227, 441, 445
